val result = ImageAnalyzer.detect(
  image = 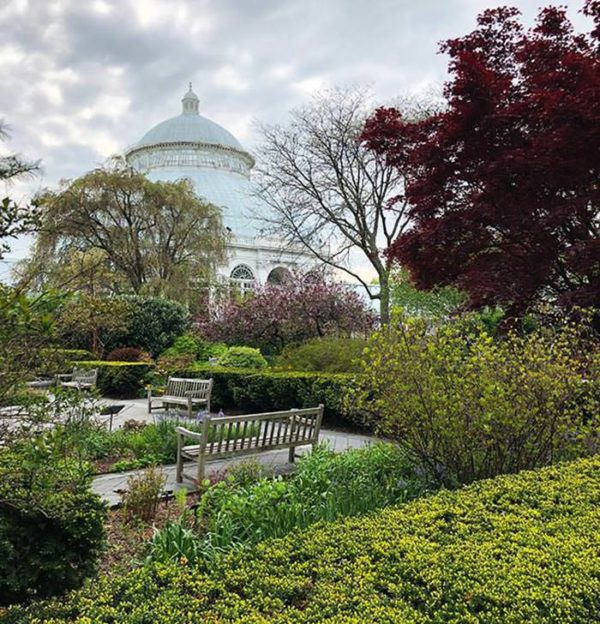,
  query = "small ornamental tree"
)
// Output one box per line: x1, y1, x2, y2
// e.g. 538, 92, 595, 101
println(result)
362, 2, 600, 319
197, 277, 376, 354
